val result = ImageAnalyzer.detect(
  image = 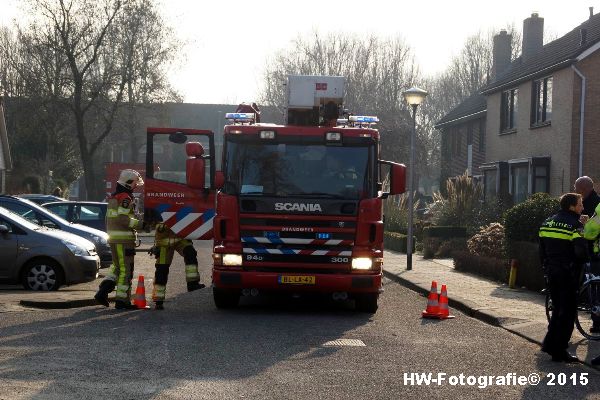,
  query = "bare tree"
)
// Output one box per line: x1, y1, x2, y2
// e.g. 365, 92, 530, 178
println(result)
115, 0, 182, 163
259, 31, 419, 165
